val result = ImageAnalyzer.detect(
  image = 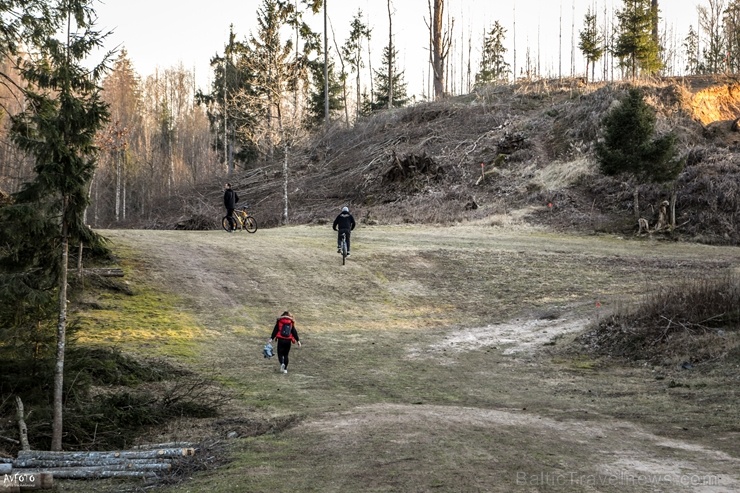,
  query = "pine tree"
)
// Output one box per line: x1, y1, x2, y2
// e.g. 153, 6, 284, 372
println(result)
578, 8, 604, 83
306, 57, 344, 128
595, 88, 683, 219
2, 0, 110, 451
614, 0, 663, 78
475, 21, 510, 87
367, 44, 409, 111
